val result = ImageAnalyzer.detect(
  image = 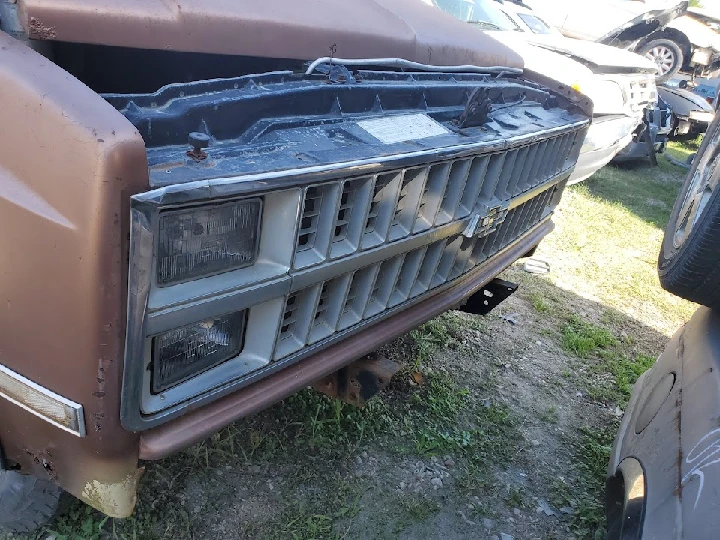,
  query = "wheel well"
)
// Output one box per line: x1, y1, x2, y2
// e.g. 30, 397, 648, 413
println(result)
636, 29, 693, 68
